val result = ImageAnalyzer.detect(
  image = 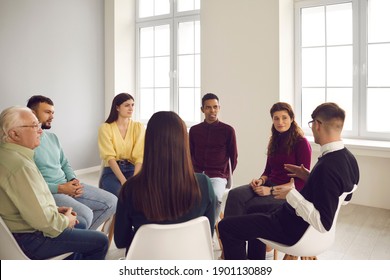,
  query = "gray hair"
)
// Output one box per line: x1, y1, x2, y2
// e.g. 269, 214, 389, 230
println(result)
0, 106, 33, 143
